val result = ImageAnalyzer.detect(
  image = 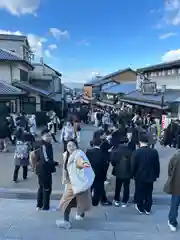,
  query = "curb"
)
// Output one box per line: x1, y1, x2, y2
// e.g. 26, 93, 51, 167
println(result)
0, 188, 171, 205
